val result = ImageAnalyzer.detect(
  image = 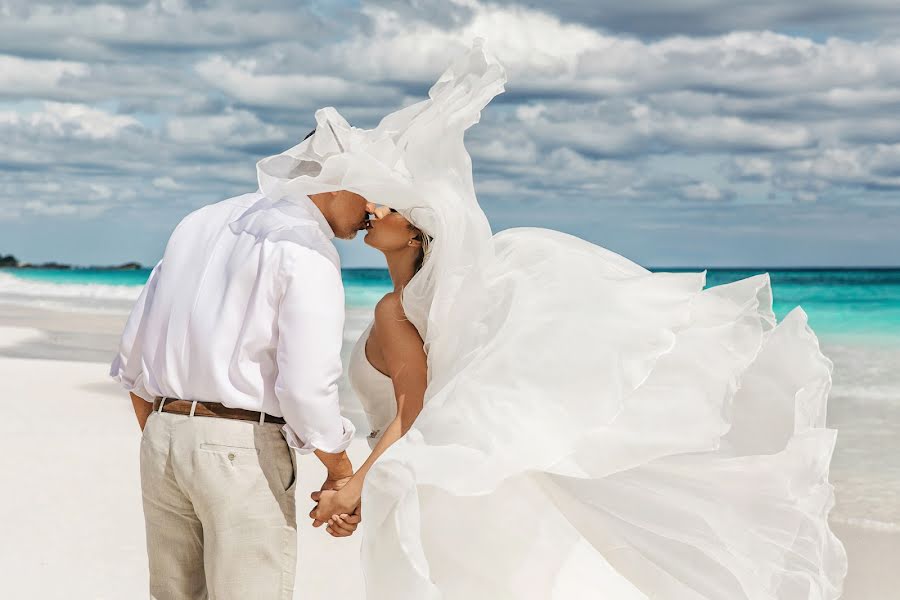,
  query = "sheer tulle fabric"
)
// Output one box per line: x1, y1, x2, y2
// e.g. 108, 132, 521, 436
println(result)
362, 230, 846, 599
246, 40, 847, 599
